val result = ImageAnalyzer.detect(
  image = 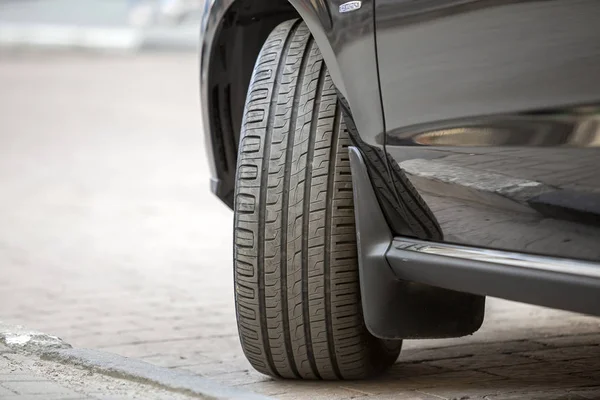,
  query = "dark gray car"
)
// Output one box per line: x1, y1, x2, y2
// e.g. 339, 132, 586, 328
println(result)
199, 0, 600, 380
